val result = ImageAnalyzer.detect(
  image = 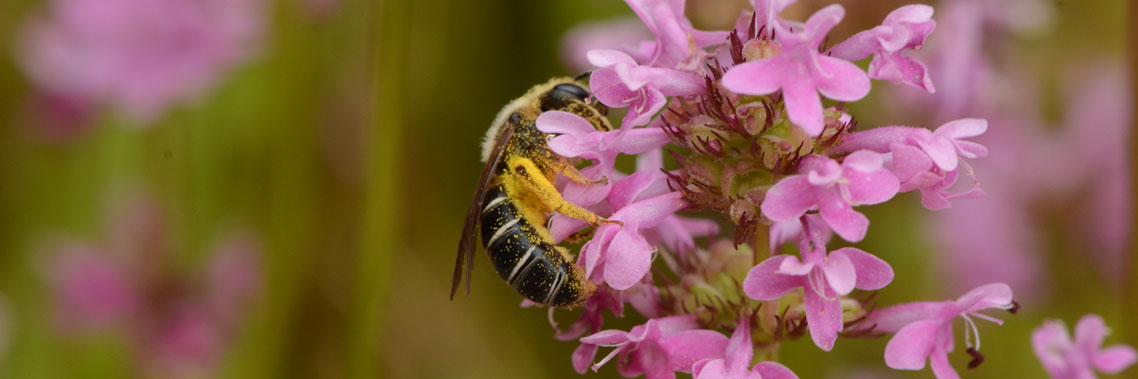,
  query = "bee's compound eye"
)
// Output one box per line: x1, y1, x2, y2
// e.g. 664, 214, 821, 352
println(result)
540, 83, 590, 111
